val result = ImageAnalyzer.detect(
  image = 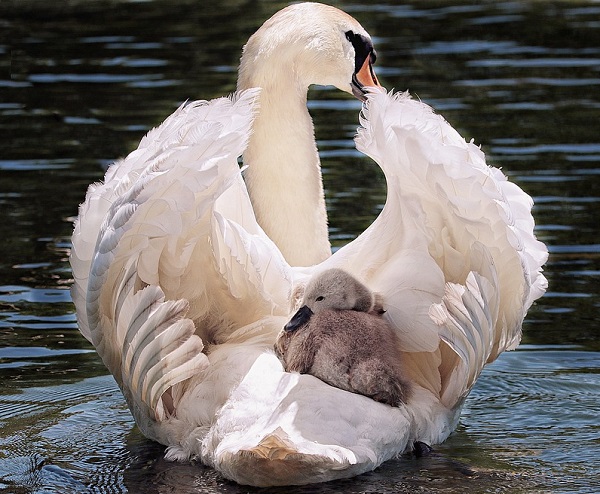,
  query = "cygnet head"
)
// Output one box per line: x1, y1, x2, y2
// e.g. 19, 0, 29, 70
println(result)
237, 2, 380, 100
285, 268, 374, 331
